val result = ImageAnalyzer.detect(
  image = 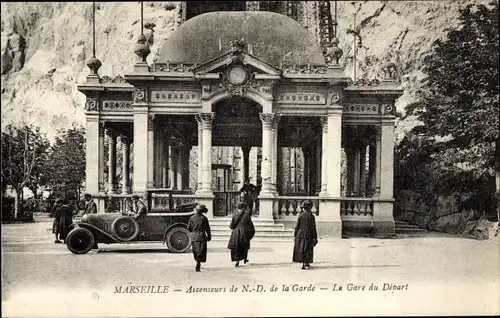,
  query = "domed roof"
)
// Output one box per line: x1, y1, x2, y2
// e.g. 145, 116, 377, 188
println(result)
156, 11, 326, 66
